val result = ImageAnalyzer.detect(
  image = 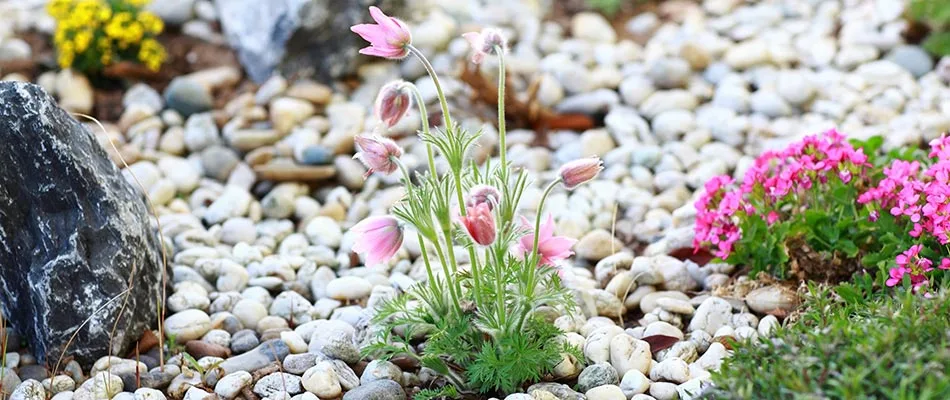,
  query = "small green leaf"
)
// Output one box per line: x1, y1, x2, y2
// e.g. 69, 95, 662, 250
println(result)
923, 32, 950, 57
